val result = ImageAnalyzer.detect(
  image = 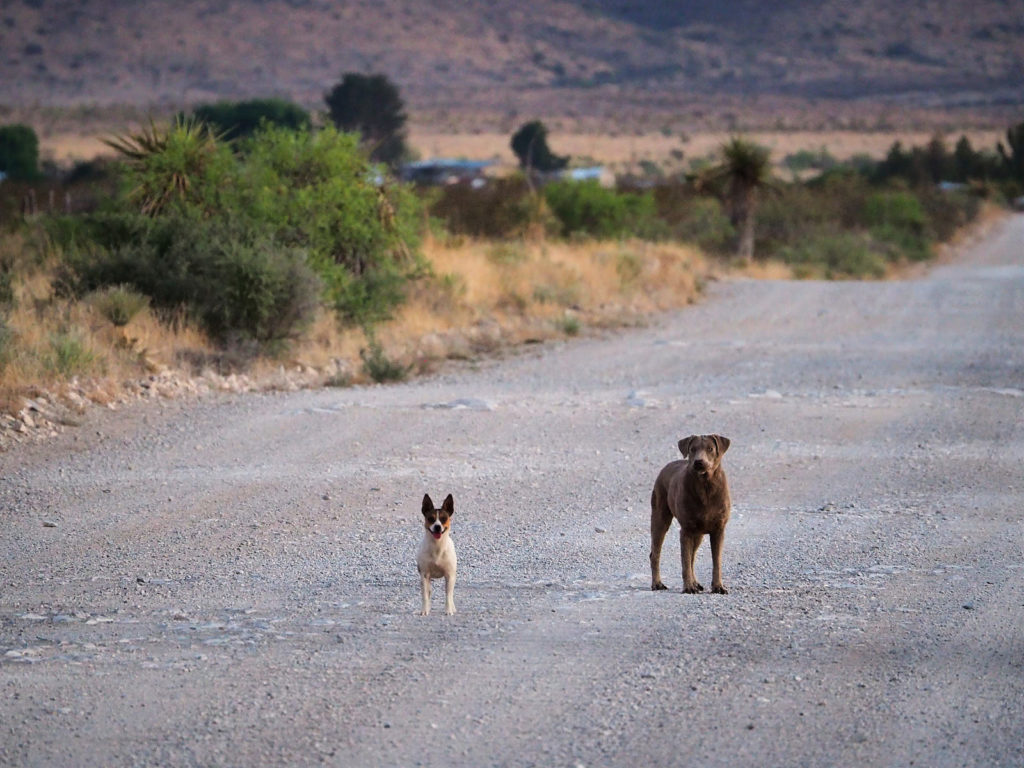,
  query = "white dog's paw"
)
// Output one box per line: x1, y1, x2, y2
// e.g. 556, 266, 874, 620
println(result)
445, 605, 456, 616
